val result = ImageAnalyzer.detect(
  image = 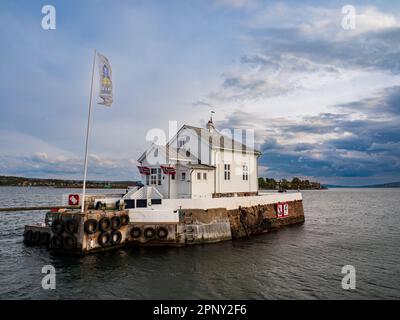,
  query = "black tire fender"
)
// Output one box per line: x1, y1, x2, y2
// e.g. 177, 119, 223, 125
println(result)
98, 232, 111, 247
33, 231, 41, 244
144, 227, 155, 239
84, 219, 99, 234
24, 230, 33, 243
130, 227, 141, 238
111, 231, 122, 245
111, 216, 122, 230
41, 232, 51, 245
65, 218, 78, 234
63, 234, 77, 250
120, 214, 130, 225
50, 234, 63, 249
51, 218, 64, 234
99, 217, 111, 232
157, 227, 169, 239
